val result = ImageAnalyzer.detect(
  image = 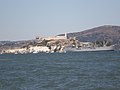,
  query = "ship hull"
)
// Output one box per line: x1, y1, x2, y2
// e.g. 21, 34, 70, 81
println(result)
64, 46, 114, 52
